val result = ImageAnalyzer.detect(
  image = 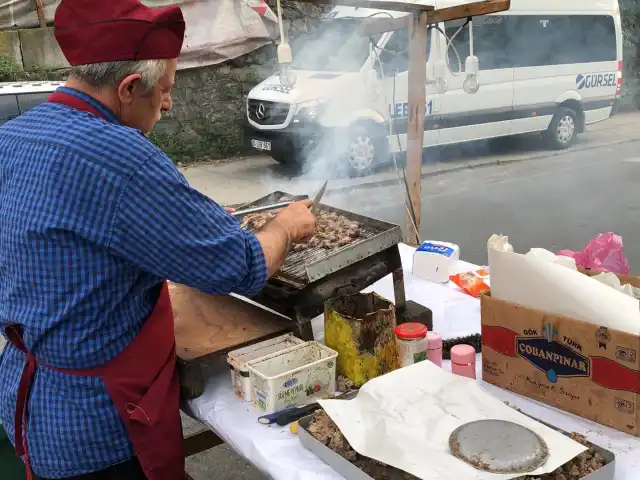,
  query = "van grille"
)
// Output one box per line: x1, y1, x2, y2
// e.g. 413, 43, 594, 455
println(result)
248, 100, 290, 126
